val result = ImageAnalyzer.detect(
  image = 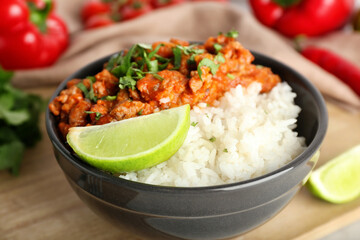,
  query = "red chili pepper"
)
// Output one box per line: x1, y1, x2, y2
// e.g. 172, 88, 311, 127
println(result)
0, 0, 69, 70
249, 0, 355, 37
301, 46, 360, 96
